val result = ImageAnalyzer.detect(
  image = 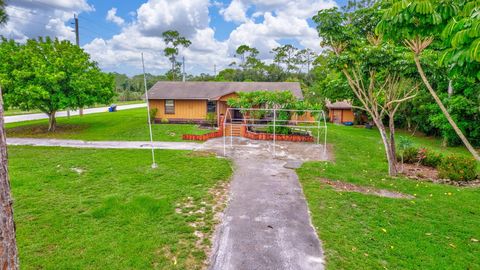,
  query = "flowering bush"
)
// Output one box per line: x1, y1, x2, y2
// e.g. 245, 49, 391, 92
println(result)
421, 149, 443, 168
438, 156, 478, 181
